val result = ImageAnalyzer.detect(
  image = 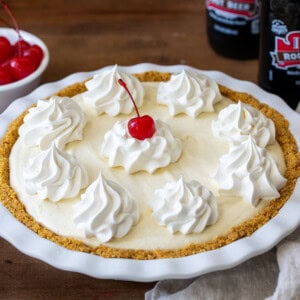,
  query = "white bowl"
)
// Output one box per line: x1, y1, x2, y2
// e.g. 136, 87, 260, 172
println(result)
0, 28, 49, 112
